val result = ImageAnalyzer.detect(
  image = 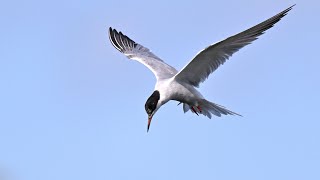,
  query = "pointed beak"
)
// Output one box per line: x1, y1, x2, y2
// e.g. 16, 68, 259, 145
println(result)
147, 114, 153, 132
